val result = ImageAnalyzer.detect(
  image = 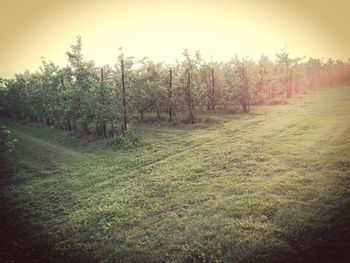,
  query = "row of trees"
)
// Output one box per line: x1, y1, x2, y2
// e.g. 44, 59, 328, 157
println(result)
1, 36, 349, 137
